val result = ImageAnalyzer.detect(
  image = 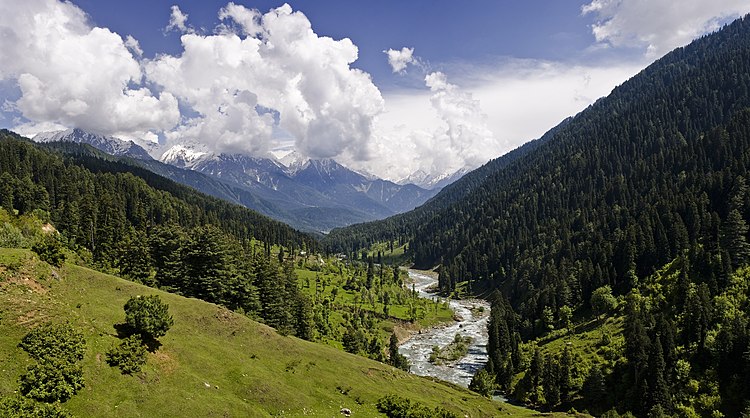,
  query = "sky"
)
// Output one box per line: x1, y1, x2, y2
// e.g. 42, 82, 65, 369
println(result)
1, 1, 749, 182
